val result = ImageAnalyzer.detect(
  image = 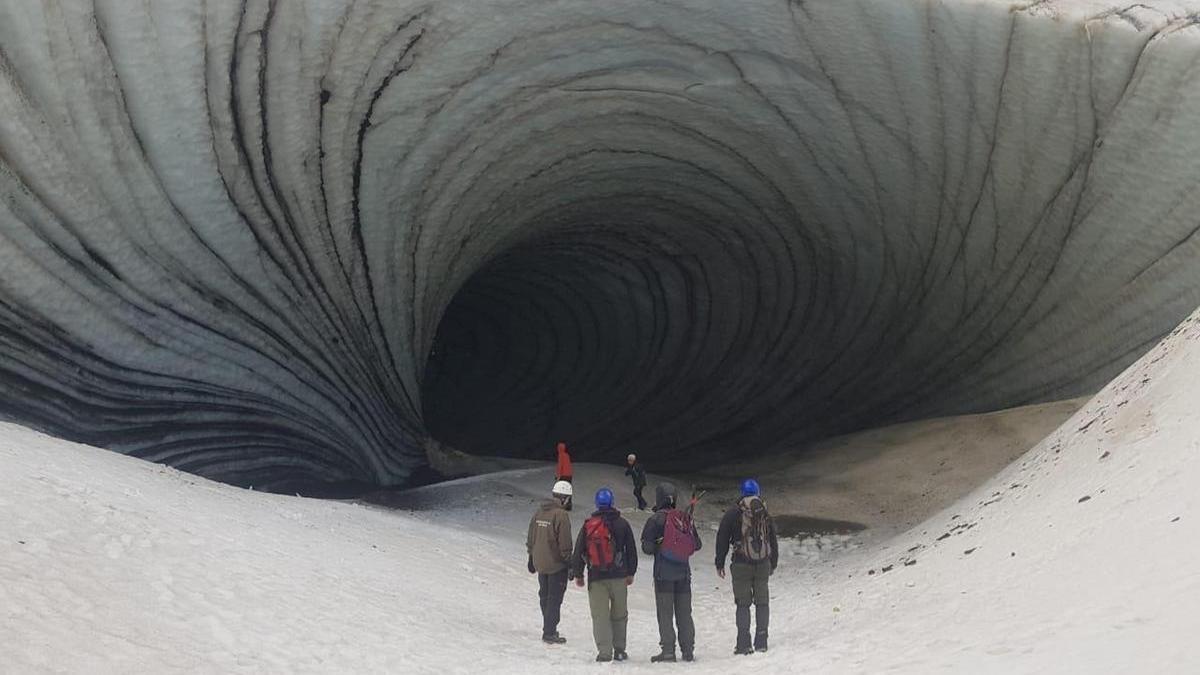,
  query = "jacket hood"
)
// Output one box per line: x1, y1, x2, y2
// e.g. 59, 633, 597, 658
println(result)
654, 482, 677, 510
591, 507, 622, 519
539, 498, 564, 514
